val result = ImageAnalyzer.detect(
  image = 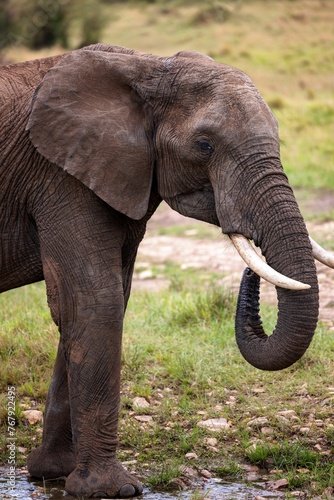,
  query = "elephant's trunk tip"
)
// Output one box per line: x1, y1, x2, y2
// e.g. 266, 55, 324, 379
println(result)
235, 267, 267, 344
235, 266, 318, 372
